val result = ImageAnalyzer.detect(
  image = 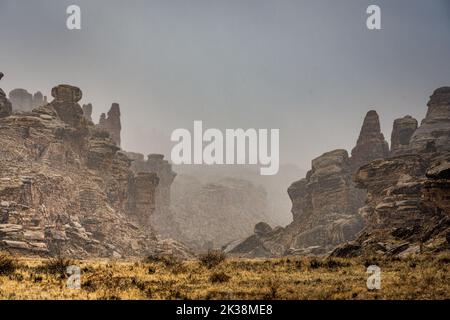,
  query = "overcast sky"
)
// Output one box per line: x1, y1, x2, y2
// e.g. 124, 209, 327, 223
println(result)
1, 0, 449, 169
